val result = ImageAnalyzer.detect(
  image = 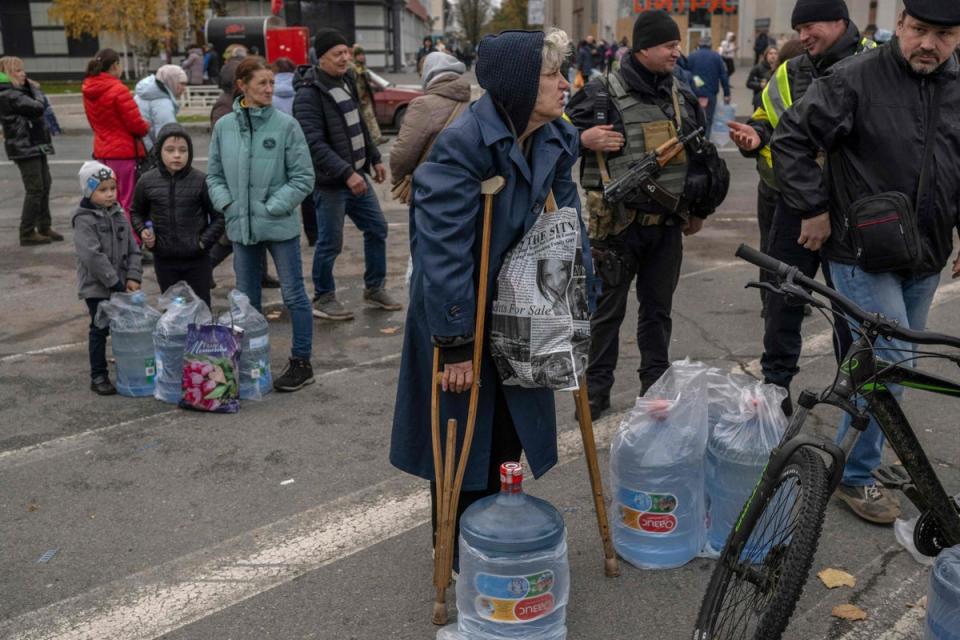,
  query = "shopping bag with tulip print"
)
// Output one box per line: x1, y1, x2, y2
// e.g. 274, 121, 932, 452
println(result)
179, 323, 242, 413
